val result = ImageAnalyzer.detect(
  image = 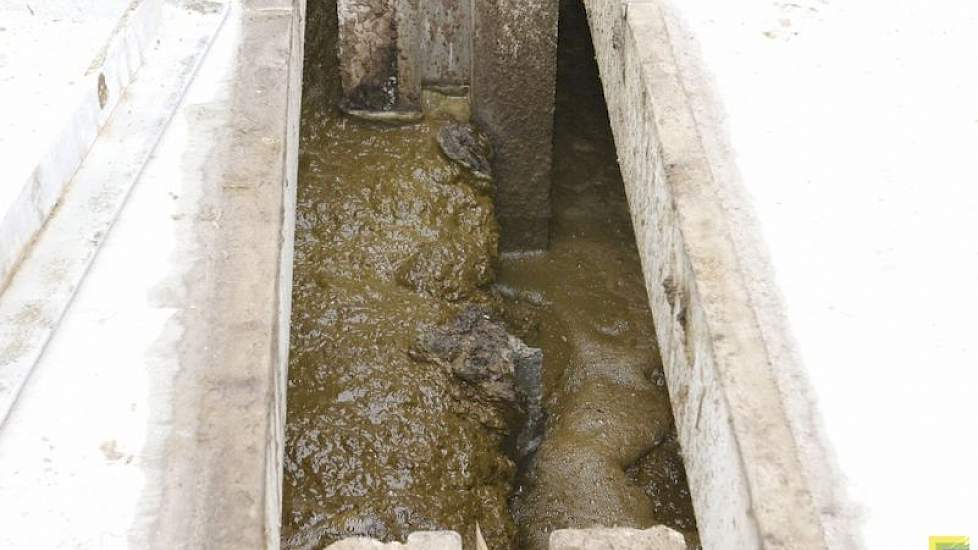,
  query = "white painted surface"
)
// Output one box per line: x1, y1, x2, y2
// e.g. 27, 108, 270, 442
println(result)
656, 0, 978, 546
0, 0, 162, 288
